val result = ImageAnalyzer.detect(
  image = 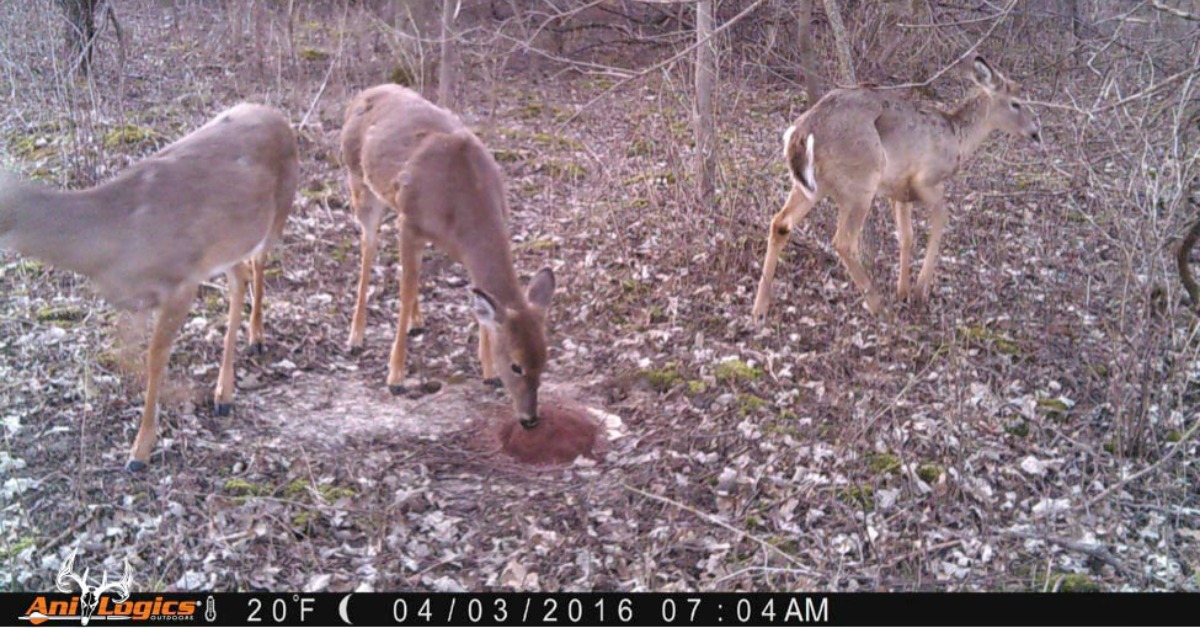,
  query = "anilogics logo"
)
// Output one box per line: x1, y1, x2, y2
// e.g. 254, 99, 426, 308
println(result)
18, 548, 201, 625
